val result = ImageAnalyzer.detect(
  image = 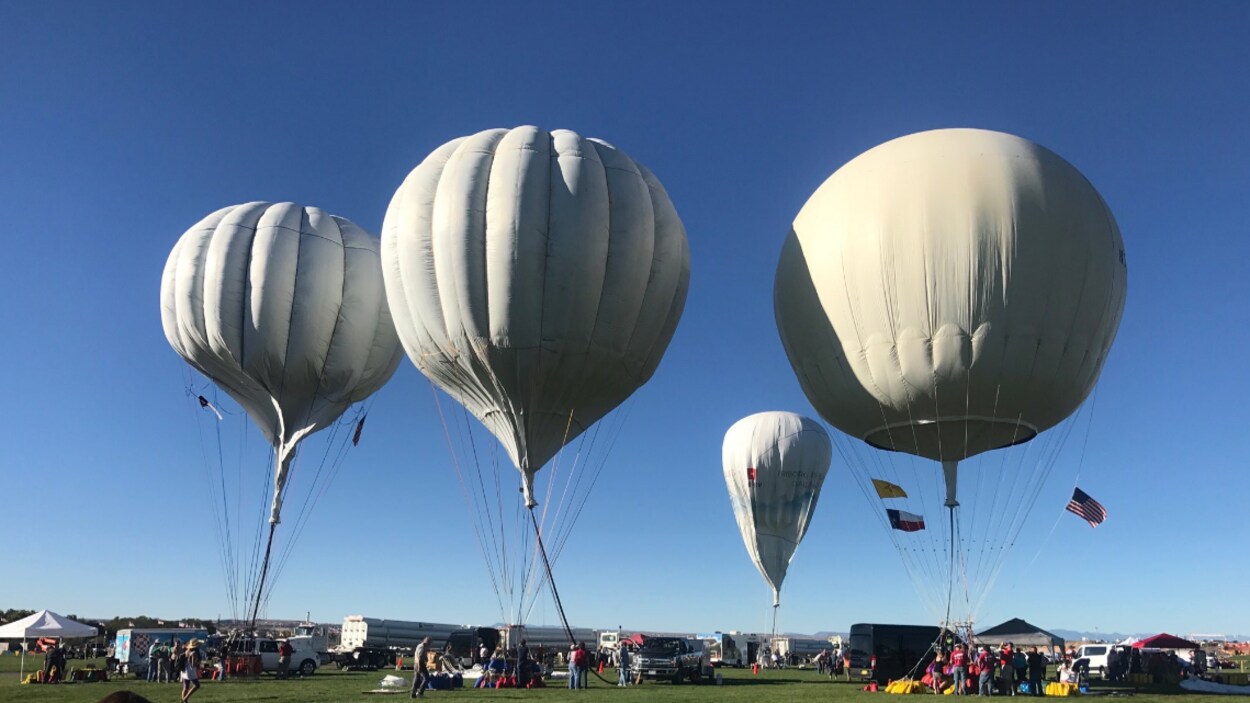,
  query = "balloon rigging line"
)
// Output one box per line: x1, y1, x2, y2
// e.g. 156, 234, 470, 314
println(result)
1026, 387, 1099, 570
461, 405, 504, 591
529, 510, 576, 646
188, 380, 240, 622
265, 404, 369, 608
524, 401, 633, 624
452, 403, 511, 611
247, 523, 278, 628
521, 409, 578, 622
429, 382, 507, 620
833, 433, 944, 619
552, 400, 633, 562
